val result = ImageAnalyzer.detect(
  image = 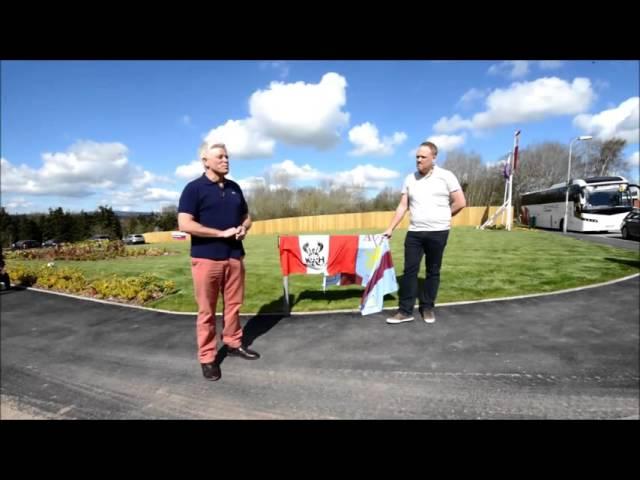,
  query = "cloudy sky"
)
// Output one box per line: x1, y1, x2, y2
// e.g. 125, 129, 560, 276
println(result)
1, 60, 638, 213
